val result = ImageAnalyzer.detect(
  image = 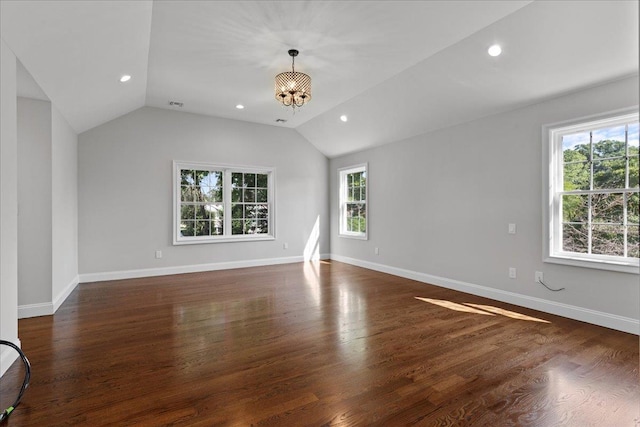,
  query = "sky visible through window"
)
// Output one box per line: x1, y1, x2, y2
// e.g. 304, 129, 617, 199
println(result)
562, 123, 639, 151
